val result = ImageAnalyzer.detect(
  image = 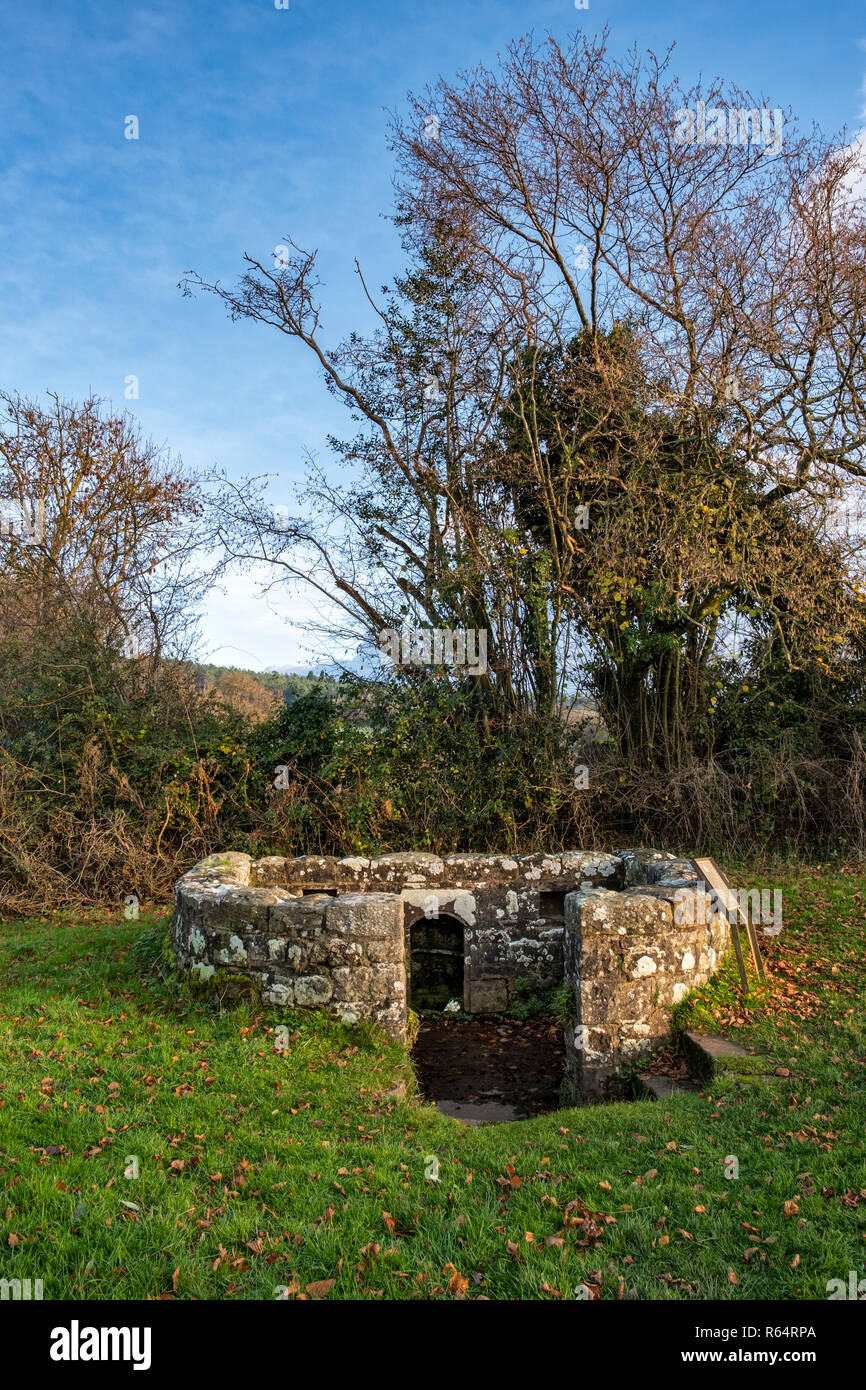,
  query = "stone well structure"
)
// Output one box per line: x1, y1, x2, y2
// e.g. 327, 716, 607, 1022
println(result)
171, 847, 730, 1097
